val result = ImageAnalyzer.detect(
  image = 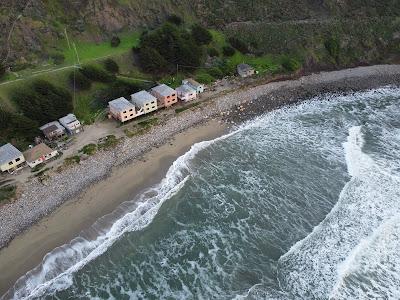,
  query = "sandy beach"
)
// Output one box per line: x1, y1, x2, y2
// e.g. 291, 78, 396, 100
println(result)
1, 64, 400, 296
